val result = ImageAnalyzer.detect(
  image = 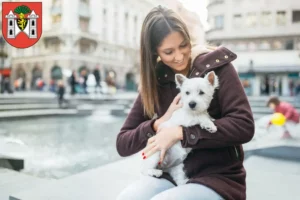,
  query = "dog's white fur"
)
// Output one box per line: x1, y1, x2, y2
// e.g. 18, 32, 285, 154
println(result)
141, 71, 219, 185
